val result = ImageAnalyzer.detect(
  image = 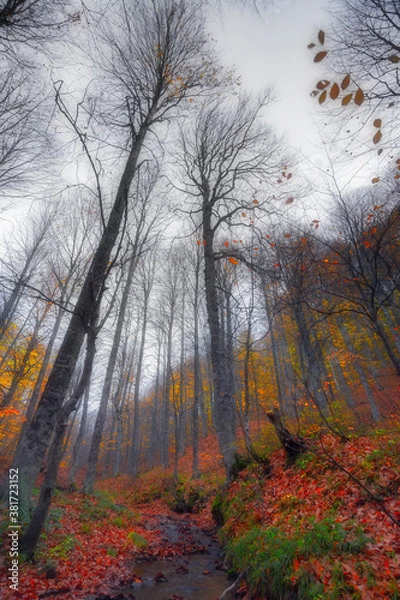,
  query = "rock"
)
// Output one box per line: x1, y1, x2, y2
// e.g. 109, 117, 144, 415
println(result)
37, 563, 57, 579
